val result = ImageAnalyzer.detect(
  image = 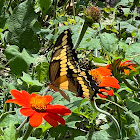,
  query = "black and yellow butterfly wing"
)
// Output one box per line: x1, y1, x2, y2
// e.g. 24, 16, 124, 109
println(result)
49, 29, 99, 101
48, 29, 78, 101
